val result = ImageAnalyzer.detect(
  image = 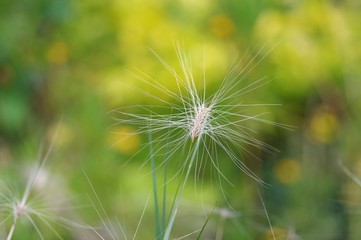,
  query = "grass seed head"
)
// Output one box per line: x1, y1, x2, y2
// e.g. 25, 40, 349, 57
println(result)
13, 201, 28, 220
114, 43, 290, 186
190, 104, 211, 142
